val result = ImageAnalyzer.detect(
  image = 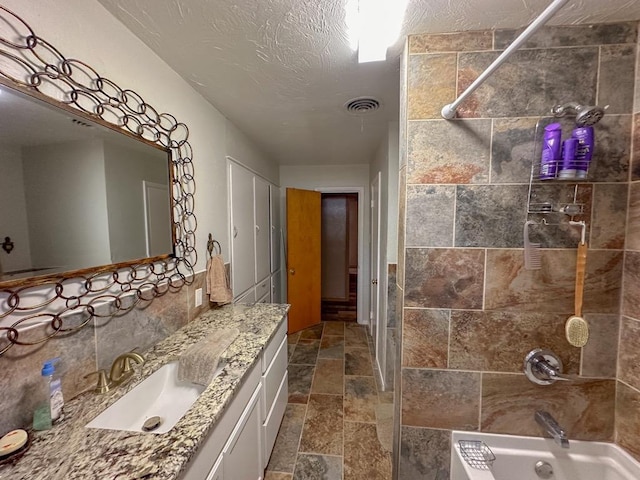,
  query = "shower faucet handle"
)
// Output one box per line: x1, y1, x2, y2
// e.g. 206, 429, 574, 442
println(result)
523, 349, 582, 385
